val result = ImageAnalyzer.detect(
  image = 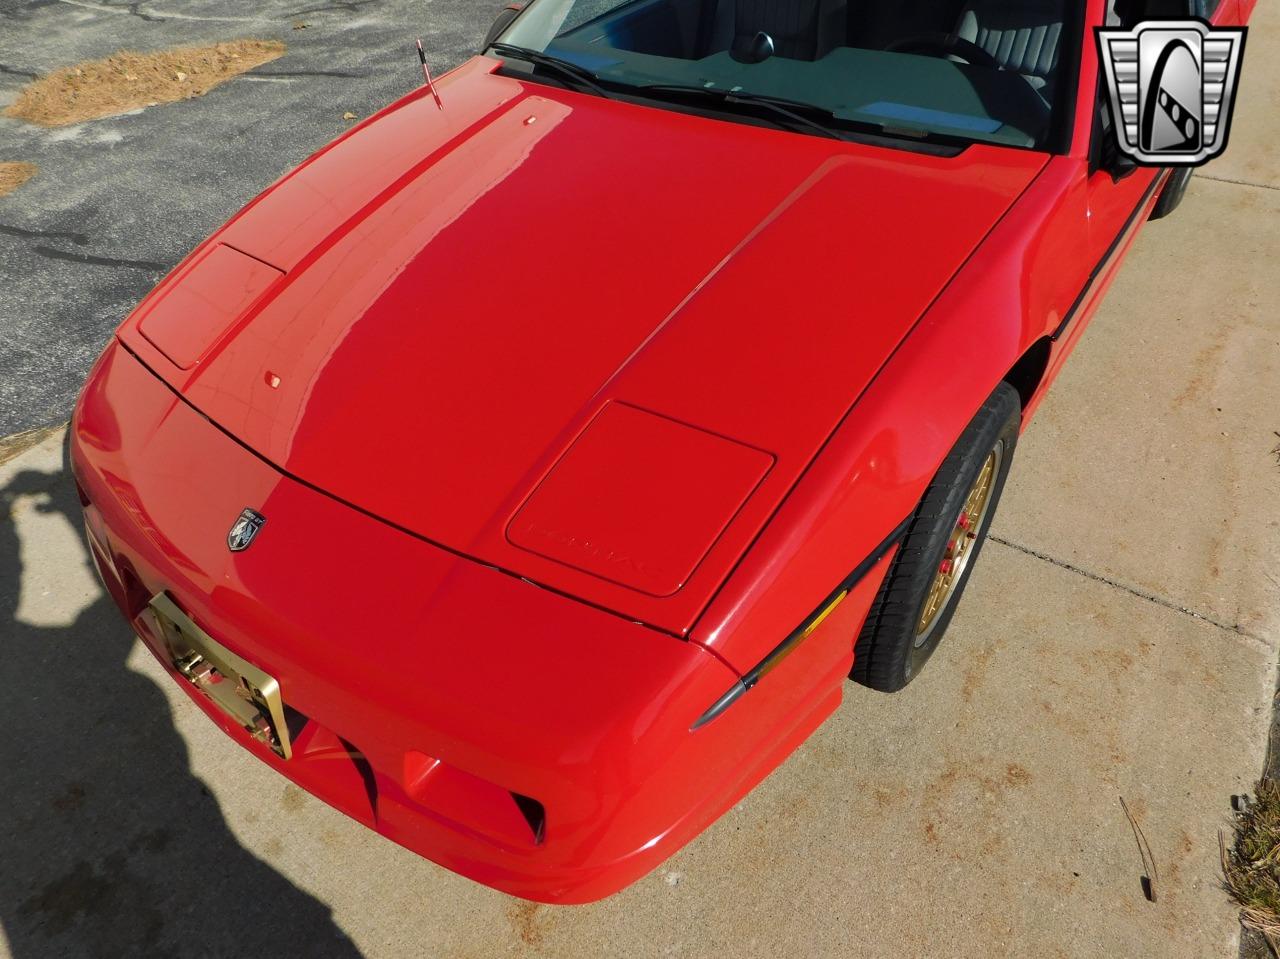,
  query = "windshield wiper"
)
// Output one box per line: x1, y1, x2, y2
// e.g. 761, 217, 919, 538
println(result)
638, 83, 854, 141
639, 83, 971, 147
489, 43, 613, 99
